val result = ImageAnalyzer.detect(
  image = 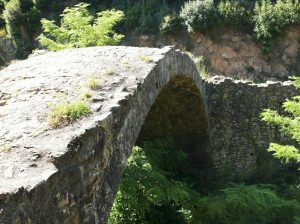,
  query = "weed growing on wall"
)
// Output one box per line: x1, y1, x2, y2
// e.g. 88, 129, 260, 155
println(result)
48, 100, 92, 128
